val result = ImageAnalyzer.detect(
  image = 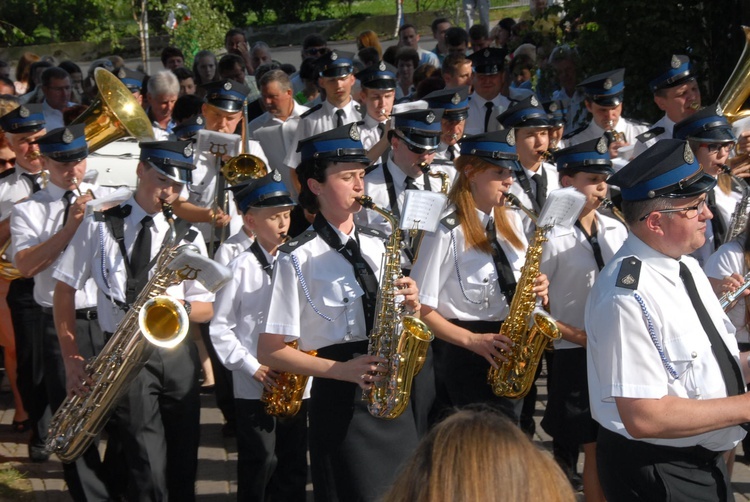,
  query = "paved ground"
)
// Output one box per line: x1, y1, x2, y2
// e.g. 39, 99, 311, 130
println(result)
2, 369, 750, 501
